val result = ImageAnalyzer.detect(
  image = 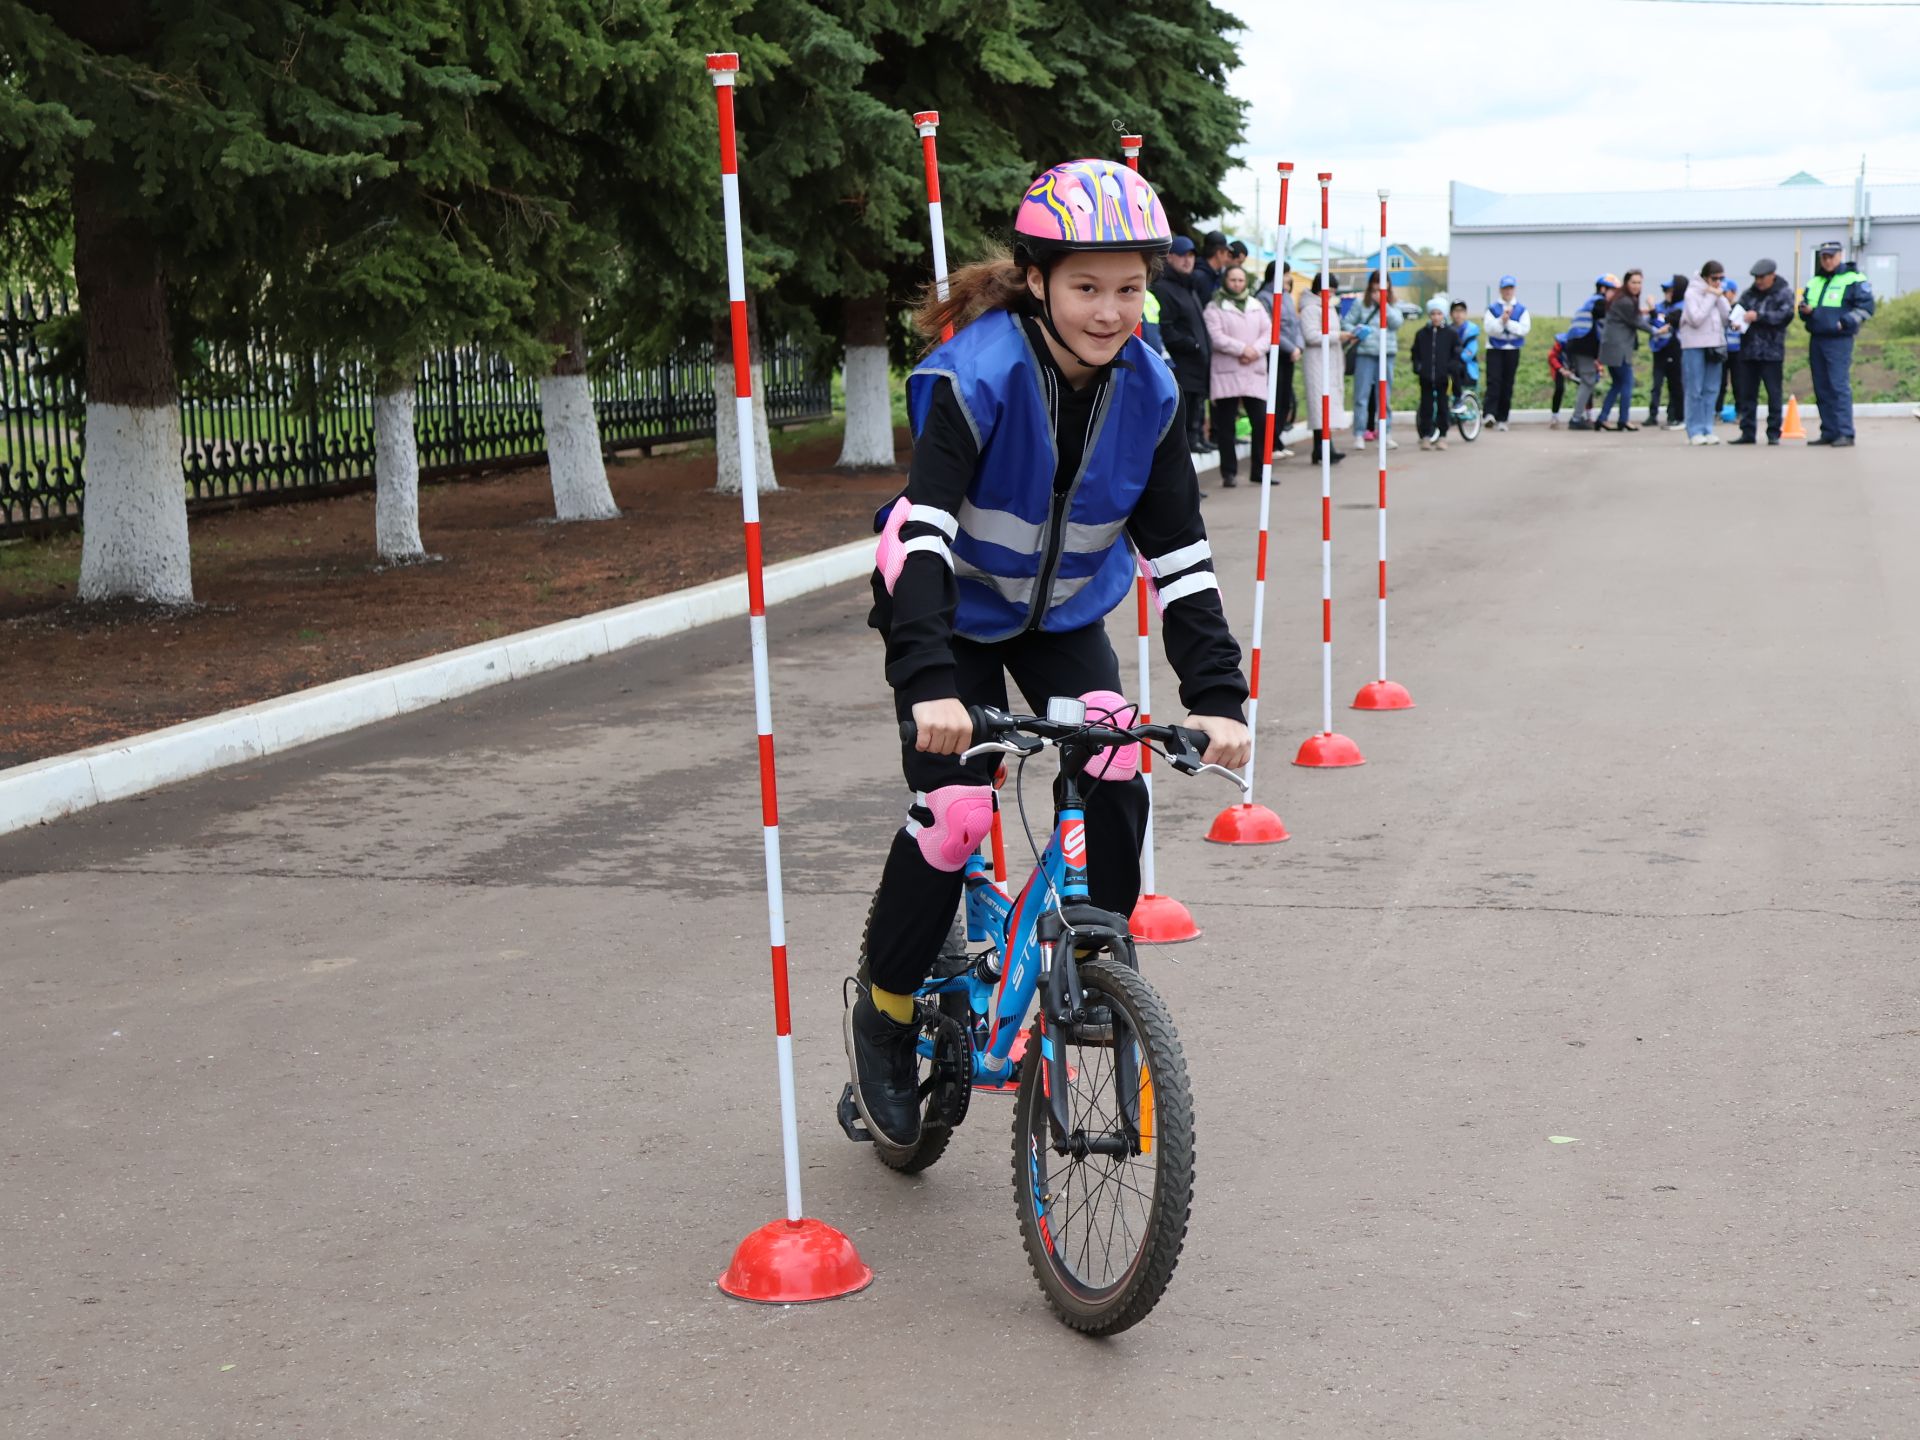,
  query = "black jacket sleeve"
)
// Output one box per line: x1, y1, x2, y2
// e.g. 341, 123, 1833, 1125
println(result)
1126, 414, 1249, 722
873, 378, 974, 707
